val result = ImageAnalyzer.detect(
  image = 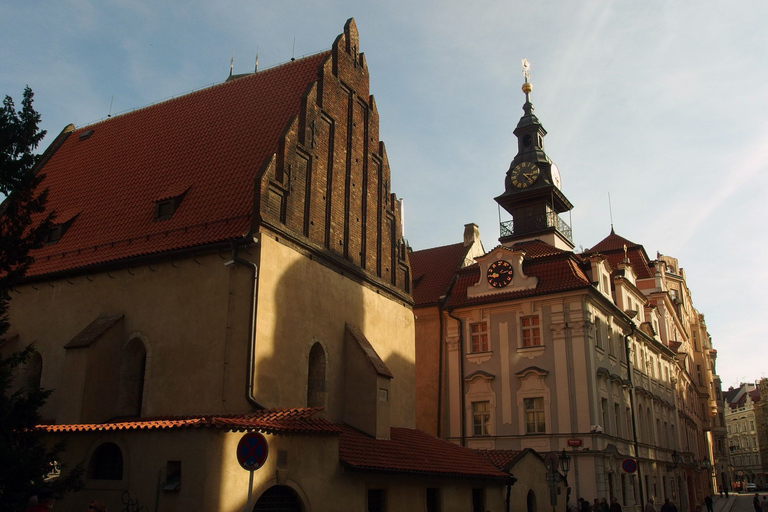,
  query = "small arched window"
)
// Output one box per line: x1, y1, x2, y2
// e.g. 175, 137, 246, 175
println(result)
307, 343, 326, 409
115, 338, 147, 418
527, 489, 537, 512
88, 442, 123, 480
